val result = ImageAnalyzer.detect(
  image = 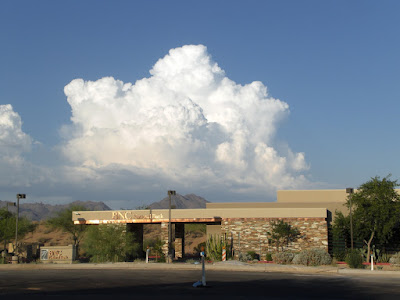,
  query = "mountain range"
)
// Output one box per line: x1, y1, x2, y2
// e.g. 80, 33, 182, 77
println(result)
0, 193, 209, 221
